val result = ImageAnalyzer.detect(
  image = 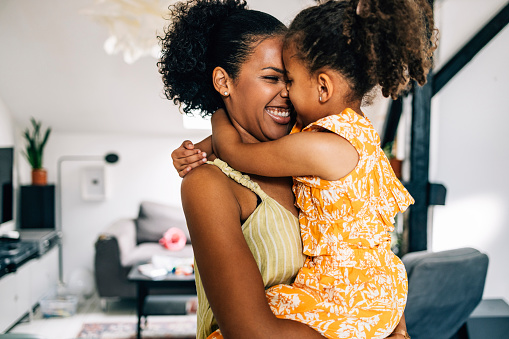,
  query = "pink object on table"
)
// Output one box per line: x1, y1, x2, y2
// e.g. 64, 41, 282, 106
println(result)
159, 227, 186, 251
